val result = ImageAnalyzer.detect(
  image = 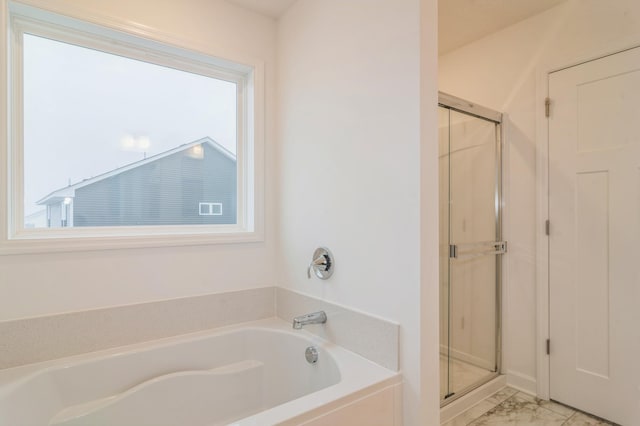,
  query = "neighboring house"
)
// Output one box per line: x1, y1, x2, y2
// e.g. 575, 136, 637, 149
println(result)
24, 209, 47, 228
37, 137, 236, 227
